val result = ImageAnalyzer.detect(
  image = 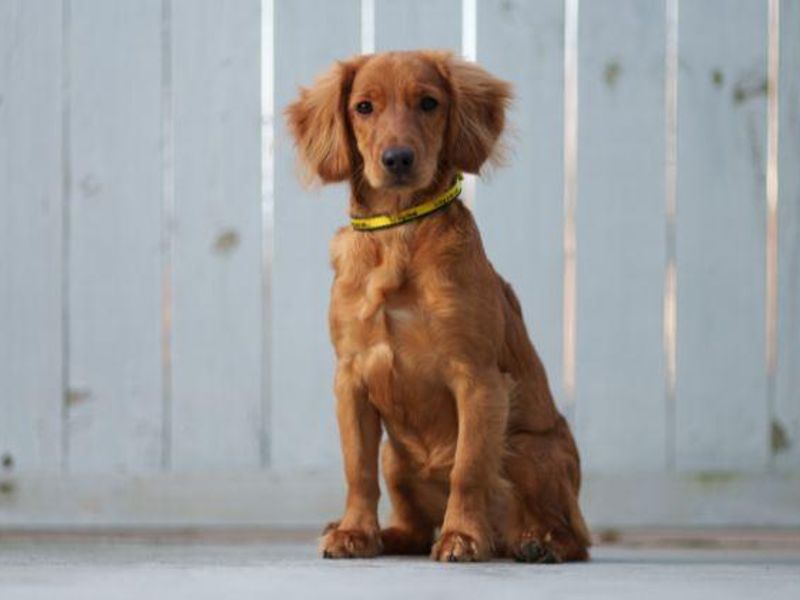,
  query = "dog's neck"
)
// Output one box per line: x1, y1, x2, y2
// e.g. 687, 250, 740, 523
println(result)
348, 167, 459, 219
